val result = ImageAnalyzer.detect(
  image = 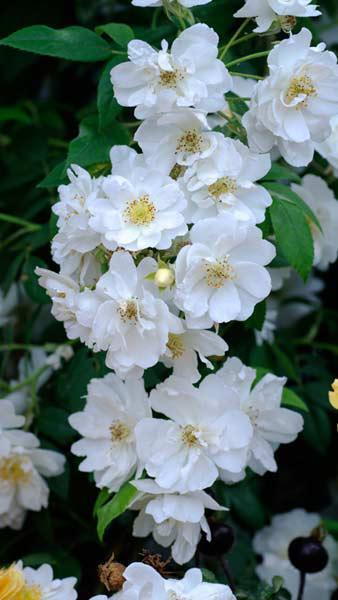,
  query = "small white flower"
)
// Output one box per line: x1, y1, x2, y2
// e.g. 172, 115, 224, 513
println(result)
135, 373, 253, 492
116, 562, 236, 600
0, 411, 65, 528
235, 0, 320, 33
291, 175, 338, 270
131, 479, 227, 565
243, 28, 338, 167
45, 344, 74, 371
52, 165, 102, 284
182, 136, 272, 224
269, 266, 292, 291
174, 216, 275, 329
254, 509, 338, 600
88, 146, 187, 252
161, 318, 228, 383
254, 304, 278, 346
135, 109, 218, 176
89, 251, 181, 376
110, 24, 232, 118
316, 115, 338, 175
132, 0, 212, 7
217, 357, 303, 481
69, 373, 151, 492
